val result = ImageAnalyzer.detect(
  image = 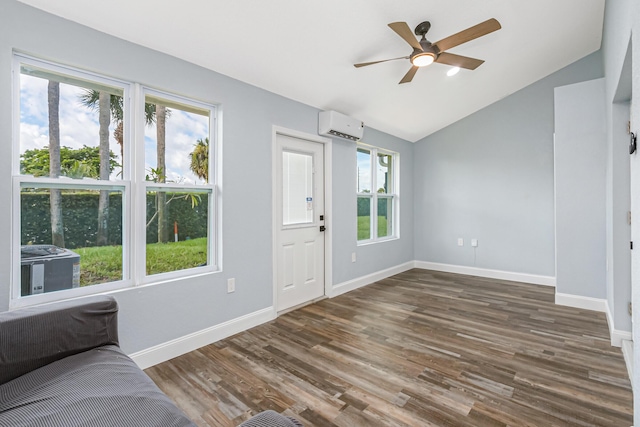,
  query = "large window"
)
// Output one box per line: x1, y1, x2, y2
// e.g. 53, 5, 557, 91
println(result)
13, 55, 218, 307
357, 144, 398, 243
